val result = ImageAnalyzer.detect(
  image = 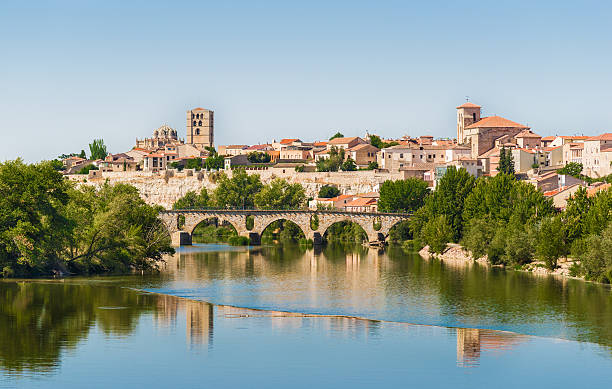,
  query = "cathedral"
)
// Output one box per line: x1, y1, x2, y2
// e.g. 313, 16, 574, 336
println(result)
135, 124, 181, 149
